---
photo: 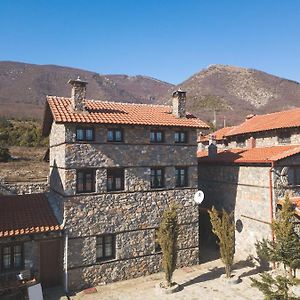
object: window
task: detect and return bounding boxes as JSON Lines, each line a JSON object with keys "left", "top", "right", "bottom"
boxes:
{"left": 174, "top": 131, "right": 187, "bottom": 143}
{"left": 154, "top": 229, "right": 161, "bottom": 253}
{"left": 287, "top": 167, "right": 300, "bottom": 185}
{"left": 150, "top": 130, "right": 164, "bottom": 143}
{"left": 278, "top": 133, "right": 291, "bottom": 144}
{"left": 107, "top": 168, "right": 124, "bottom": 191}
{"left": 236, "top": 137, "right": 246, "bottom": 148}
{"left": 96, "top": 234, "right": 115, "bottom": 261}
{"left": 76, "top": 127, "right": 94, "bottom": 141}
{"left": 76, "top": 170, "right": 95, "bottom": 193}
{"left": 175, "top": 167, "right": 188, "bottom": 187}
{"left": 151, "top": 168, "right": 164, "bottom": 188}
{"left": 107, "top": 129, "right": 123, "bottom": 142}
{"left": 1, "top": 244, "right": 23, "bottom": 271}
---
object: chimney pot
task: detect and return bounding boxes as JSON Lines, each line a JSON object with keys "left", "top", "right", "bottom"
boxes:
{"left": 68, "top": 77, "right": 88, "bottom": 111}
{"left": 208, "top": 134, "right": 217, "bottom": 157}
{"left": 172, "top": 89, "right": 186, "bottom": 118}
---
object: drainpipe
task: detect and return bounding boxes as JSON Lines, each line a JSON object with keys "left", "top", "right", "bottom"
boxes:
{"left": 64, "top": 233, "right": 69, "bottom": 295}
{"left": 269, "top": 161, "right": 275, "bottom": 242}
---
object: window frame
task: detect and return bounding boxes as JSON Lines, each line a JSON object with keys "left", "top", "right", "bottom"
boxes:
{"left": 175, "top": 167, "right": 188, "bottom": 187}
{"left": 278, "top": 132, "right": 291, "bottom": 144}
{"left": 107, "top": 168, "right": 125, "bottom": 192}
{"left": 1, "top": 243, "right": 24, "bottom": 272}
{"left": 174, "top": 131, "right": 188, "bottom": 143}
{"left": 287, "top": 167, "right": 300, "bottom": 186}
{"left": 76, "top": 169, "right": 96, "bottom": 194}
{"left": 150, "top": 130, "right": 164, "bottom": 143}
{"left": 76, "top": 127, "right": 95, "bottom": 142}
{"left": 96, "top": 234, "right": 116, "bottom": 262}
{"left": 107, "top": 128, "right": 123, "bottom": 142}
{"left": 150, "top": 167, "right": 165, "bottom": 189}
{"left": 236, "top": 137, "right": 246, "bottom": 148}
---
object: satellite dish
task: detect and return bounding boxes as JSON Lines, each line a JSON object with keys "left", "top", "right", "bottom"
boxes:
{"left": 194, "top": 190, "right": 204, "bottom": 204}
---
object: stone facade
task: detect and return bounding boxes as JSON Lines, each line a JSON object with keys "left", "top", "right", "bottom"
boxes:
{"left": 49, "top": 123, "right": 199, "bottom": 290}
{"left": 0, "top": 181, "right": 48, "bottom": 195}
{"left": 198, "top": 164, "right": 274, "bottom": 259}
{"left": 199, "top": 128, "right": 300, "bottom": 150}
{"left": 0, "top": 232, "right": 60, "bottom": 281}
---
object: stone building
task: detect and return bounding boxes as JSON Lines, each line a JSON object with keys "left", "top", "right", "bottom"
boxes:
{"left": 198, "top": 108, "right": 300, "bottom": 260}
{"left": 0, "top": 193, "right": 61, "bottom": 288}
{"left": 41, "top": 78, "right": 209, "bottom": 290}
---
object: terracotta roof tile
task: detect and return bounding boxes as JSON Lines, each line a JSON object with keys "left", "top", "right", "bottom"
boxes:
{"left": 197, "top": 145, "right": 300, "bottom": 164}
{"left": 0, "top": 193, "right": 61, "bottom": 238}
{"left": 227, "top": 108, "right": 300, "bottom": 136}
{"left": 198, "top": 126, "right": 236, "bottom": 142}
{"left": 46, "top": 96, "right": 209, "bottom": 129}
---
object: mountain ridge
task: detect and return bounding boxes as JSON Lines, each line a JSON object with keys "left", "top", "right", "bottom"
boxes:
{"left": 2, "top": 61, "right": 300, "bottom": 126}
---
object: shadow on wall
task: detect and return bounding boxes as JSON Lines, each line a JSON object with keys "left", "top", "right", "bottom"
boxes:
{"left": 49, "top": 160, "right": 64, "bottom": 195}
{"left": 197, "top": 163, "right": 239, "bottom": 260}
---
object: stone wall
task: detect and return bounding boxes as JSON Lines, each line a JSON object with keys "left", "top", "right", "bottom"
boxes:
{"left": 198, "top": 163, "right": 273, "bottom": 260}
{"left": 216, "top": 128, "right": 300, "bottom": 150}
{"left": 62, "top": 188, "right": 198, "bottom": 290}
{"left": 0, "top": 181, "right": 48, "bottom": 195}
{"left": 49, "top": 122, "right": 199, "bottom": 290}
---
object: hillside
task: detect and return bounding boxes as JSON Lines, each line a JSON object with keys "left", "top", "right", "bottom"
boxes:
{"left": 0, "top": 61, "right": 173, "bottom": 119}
{"left": 163, "top": 64, "right": 300, "bottom": 126}
{"left": 2, "top": 62, "right": 300, "bottom": 126}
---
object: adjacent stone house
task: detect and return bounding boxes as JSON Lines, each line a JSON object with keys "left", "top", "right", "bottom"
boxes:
{"left": 41, "top": 78, "right": 209, "bottom": 290}
{"left": 198, "top": 108, "right": 300, "bottom": 260}
{"left": 0, "top": 193, "right": 61, "bottom": 288}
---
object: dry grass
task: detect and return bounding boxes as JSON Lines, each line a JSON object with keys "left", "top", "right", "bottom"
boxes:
{"left": 0, "top": 147, "right": 48, "bottom": 182}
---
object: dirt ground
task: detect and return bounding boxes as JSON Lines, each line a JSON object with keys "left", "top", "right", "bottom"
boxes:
{"left": 71, "top": 258, "right": 265, "bottom": 300}
{"left": 0, "top": 146, "right": 48, "bottom": 181}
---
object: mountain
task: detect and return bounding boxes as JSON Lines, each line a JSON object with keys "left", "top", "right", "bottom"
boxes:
{"left": 2, "top": 62, "right": 300, "bottom": 126}
{"left": 0, "top": 61, "right": 173, "bottom": 119}
{"left": 163, "top": 64, "right": 300, "bottom": 126}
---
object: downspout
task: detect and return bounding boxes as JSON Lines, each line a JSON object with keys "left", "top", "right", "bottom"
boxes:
{"left": 269, "top": 161, "right": 275, "bottom": 242}
{"left": 64, "top": 233, "right": 69, "bottom": 295}
{"left": 61, "top": 207, "right": 69, "bottom": 295}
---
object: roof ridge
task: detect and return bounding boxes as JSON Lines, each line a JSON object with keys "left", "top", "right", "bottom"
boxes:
{"left": 47, "top": 95, "right": 171, "bottom": 108}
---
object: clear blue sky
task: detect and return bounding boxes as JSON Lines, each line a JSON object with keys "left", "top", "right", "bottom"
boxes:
{"left": 1, "top": 0, "right": 300, "bottom": 84}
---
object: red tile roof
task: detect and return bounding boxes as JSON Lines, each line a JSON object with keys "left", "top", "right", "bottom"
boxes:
{"left": 227, "top": 108, "right": 300, "bottom": 136}
{"left": 0, "top": 193, "right": 61, "bottom": 238}
{"left": 46, "top": 96, "right": 209, "bottom": 129}
{"left": 197, "top": 145, "right": 300, "bottom": 164}
{"left": 198, "top": 126, "right": 236, "bottom": 143}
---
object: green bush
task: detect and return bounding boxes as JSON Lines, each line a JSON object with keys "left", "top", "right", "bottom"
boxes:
{"left": 157, "top": 203, "right": 179, "bottom": 287}
{"left": 0, "top": 118, "right": 48, "bottom": 147}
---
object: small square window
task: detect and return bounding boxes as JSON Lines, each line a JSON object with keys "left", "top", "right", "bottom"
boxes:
{"left": 278, "top": 133, "right": 291, "bottom": 144}
{"left": 1, "top": 244, "right": 23, "bottom": 271}
{"left": 76, "top": 170, "right": 95, "bottom": 193}
{"left": 107, "top": 129, "right": 123, "bottom": 142}
{"left": 76, "top": 127, "right": 95, "bottom": 141}
{"left": 151, "top": 168, "right": 164, "bottom": 188}
{"left": 107, "top": 168, "right": 124, "bottom": 191}
{"left": 287, "top": 167, "right": 300, "bottom": 186}
{"left": 96, "top": 234, "right": 116, "bottom": 261}
{"left": 175, "top": 167, "right": 188, "bottom": 187}
{"left": 175, "top": 131, "right": 187, "bottom": 143}
{"left": 150, "top": 130, "right": 164, "bottom": 143}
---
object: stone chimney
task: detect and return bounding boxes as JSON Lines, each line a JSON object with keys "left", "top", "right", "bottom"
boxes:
{"left": 208, "top": 134, "right": 217, "bottom": 157}
{"left": 247, "top": 136, "right": 256, "bottom": 149}
{"left": 68, "top": 77, "right": 88, "bottom": 111}
{"left": 172, "top": 89, "right": 186, "bottom": 118}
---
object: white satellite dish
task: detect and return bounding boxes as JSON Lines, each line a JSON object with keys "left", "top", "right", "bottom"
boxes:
{"left": 194, "top": 190, "right": 205, "bottom": 204}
